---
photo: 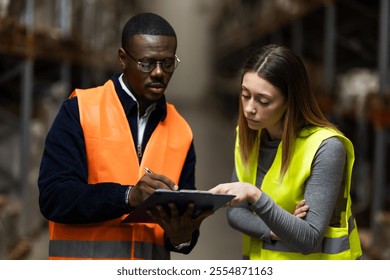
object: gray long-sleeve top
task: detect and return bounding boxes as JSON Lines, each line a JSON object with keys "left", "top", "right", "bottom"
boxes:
{"left": 227, "top": 134, "right": 346, "bottom": 254}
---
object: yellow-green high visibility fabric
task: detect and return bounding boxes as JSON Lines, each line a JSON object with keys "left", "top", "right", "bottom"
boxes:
{"left": 234, "top": 126, "right": 362, "bottom": 260}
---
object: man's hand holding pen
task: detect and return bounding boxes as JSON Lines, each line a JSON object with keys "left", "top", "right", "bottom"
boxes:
{"left": 144, "top": 167, "right": 179, "bottom": 191}
{"left": 127, "top": 167, "right": 178, "bottom": 208}
{"left": 129, "top": 167, "right": 213, "bottom": 247}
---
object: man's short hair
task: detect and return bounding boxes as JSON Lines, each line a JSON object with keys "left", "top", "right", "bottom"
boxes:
{"left": 122, "top": 12, "right": 176, "bottom": 49}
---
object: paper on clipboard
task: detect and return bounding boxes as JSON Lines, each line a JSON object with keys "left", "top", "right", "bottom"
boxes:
{"left": 122, "top": 189, "right": 235, "bottom": 223}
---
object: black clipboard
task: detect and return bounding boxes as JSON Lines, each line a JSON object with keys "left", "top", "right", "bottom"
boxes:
{"left": 122, "top": 189, "right": 235, "bottom": 223}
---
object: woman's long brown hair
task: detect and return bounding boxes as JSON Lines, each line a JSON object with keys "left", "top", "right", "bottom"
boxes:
{"left": 238, "top": 44, "right": 339, "bottom": 176}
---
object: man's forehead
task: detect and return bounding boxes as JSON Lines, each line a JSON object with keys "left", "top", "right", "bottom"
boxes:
{"left": 128, "top": 35, "right": 177, "bottom": 54}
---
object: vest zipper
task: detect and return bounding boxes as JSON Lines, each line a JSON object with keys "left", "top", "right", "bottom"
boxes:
{"left": 137, "top": 144, "right": 142, "bottom": 158}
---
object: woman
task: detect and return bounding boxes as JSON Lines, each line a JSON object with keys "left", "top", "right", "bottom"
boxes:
{"left": 209, "top": 44, "right": 362, "bottom": 260}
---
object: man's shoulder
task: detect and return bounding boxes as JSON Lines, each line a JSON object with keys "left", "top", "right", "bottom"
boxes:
{"left": 165, "top": 103, "right": 193, "bottom": 136}
{"left": 166, "top": 104, "right": 189, "bottom": 123}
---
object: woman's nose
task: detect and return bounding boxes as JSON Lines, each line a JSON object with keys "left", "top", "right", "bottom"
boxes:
{"left": 244, "top": 100, "right": 256, "bottom": 114}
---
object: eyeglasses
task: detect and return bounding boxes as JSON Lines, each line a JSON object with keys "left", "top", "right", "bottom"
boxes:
{"left": 124, "top": 49, "right": 180, "bottom": 73}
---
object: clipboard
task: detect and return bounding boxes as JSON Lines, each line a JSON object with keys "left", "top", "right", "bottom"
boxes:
{"left": 122, "top": 189, "right": 235, "bottom": 223}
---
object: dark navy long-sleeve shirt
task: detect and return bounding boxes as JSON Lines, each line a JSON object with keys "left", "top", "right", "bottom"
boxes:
{"left": 38, "top": 73, "right": 198, "bottom": 252}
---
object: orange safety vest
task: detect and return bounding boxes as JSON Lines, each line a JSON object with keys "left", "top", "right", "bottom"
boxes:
{"left": 48, "top": 79, "right": 193, "bottom": 260}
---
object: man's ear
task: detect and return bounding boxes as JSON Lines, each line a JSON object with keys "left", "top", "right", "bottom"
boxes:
{"left": 118, "top": 48, "right": 127, "bottom": 71}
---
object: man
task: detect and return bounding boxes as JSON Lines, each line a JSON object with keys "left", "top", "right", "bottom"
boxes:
{"left": 38, "top": 12, "right": 212, "bottom": 260}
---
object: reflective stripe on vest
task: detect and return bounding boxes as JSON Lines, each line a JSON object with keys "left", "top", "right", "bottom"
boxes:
{"left": 49, "top": 240, "right": 169, "bottom": 260}
{"left": 235, "top": 126, "right": 362, "bottom": 260}
{"left": 262, "top": 215, "right": 355, "bottom": 254}
{"left": 48, "top": 79, "right": 193, "bottom": 260}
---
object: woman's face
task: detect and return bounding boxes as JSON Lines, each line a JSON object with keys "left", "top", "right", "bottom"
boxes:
{"left": 241, "top": 72, "right": 287, "bottom": 139}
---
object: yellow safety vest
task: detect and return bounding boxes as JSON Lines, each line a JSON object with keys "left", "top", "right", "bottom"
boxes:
{"left": 235, "top": 126, "right": 362, "bottom": 260}
{"left": 48, "top": 79, "right": 193, "bottom": 259}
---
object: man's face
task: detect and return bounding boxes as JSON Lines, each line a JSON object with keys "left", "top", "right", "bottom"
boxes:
{"left": 119, "top": 34, "right": 177, "bottom": 105}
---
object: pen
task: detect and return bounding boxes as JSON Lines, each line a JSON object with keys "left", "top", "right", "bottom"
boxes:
{"left": 144, "top": 167, "right": 154, "bottom": 174}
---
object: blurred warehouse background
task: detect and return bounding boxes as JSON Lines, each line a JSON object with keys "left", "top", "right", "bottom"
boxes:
{"left": 0, "top": 0, "right": 389, "bottom": 260}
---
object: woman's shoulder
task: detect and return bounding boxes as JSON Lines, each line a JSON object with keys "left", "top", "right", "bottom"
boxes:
{"left": 317, "top": 136, "right": 346, "bottom": 158}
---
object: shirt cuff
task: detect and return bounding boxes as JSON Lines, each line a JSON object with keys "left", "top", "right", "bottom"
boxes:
{"left": 172, "top": 239, "right": 192, "bottom": 250}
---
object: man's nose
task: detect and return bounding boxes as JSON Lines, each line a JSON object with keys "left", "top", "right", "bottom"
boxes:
{"left": 150, "top": 62, "right": 164, "bottom": 76}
